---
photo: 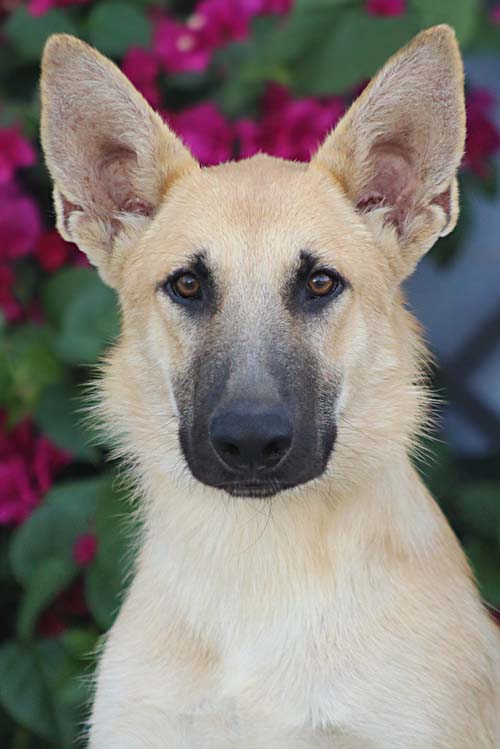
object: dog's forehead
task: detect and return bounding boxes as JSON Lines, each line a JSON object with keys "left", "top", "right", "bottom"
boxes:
{"left": 143, "top": 154, "right": 376, "bottom": 284}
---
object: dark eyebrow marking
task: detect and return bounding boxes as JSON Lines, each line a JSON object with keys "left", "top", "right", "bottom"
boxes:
{"left": 284, "top": 249, "right": 351, "bottom": 313}
{"left": 189, "top": 251, "right": 211, "bottom": 280}
{"left": 156, "top": 251, "right": 219, "bottom": 314}
{"left": 156, "top": 251, "right": 211, "bottom": 291}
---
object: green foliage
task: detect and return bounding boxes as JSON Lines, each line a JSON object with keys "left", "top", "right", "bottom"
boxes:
{"left": 35, "top": 382, "right": 100, "bottom": 463}
{"left": 85, "top": 480, "right": 138, "bottom": 629}
{"left": 42, "top": 267, "right": 120, "bottom": 366}
{"left": 86, "top": 1, "right": 152, "bottom": 57}
{"left": 4, "top": 8, "right": 77, "bottom": 63}
{"left": 0, "top": 325, "right": 65, "bottom": 422}
{"left": 413, "top": 0, "right": 480, "bottom": 44}
{"left": 0, "top": 639, "right": 91, "bottom": 747}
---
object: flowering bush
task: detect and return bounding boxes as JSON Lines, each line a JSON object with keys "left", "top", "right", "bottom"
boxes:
{"left": 1, "top": 0, "right": 500, "bottom": 745}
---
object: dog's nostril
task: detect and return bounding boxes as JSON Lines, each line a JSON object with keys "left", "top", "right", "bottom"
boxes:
{"left": 221, "top": 442, "right": 239, "bottom": 458}
{"left": 263, "top": 438, "right": 288, "bottom": 462}
{"left": 210, "top": 404, "right": 293, "bottom": 474}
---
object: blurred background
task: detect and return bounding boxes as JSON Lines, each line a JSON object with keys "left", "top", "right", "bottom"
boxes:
{"left": 0, "top": 0, "right": 499, "bottom": 745}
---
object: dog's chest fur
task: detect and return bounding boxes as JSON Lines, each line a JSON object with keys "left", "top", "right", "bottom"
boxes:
{"left": 91, "top": 468, "right": 499, "bottom": 748}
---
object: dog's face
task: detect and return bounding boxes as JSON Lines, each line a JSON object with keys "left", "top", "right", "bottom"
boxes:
{"left": 40, "top": 28, "right": 465, "bottom": 498}
{"left": 123, "top": 159, "right": 376, "bottom": 497}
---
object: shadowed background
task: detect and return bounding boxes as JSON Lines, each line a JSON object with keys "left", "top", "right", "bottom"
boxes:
{"left": 0, "top": 0, "right": 499, "bottom": 745}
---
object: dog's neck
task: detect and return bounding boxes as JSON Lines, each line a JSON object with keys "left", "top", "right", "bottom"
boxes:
{"left": 137, "top": 449, "right": 443, "bottom": 594}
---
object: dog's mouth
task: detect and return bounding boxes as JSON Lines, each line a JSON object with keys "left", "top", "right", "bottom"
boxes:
{"left": 214, "top": 480, "right": 296, "bottom": 498}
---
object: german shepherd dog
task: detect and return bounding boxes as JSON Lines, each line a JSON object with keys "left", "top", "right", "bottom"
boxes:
{"left": 40, "top": 26, "right": 499, "bottom": 748}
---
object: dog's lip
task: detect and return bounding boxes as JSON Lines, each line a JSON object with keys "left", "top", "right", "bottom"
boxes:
{"left": 214, "top": 479, "right": 295, "bottom": 498}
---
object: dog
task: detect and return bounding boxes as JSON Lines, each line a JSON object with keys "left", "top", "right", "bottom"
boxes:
{"left": 40, "top": 26, "right": 500, "bottom": 748}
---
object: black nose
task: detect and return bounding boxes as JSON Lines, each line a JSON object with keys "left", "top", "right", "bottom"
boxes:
{"left": 209, "top": 403, "right": 293, "bottom": 473}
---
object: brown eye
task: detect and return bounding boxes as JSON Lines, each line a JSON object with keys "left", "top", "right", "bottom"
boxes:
{"left": 307, "top": 271, "right": 339, "bottom": 298}
{"left": 172, "top": 273, "right": 201, "bottom": 299}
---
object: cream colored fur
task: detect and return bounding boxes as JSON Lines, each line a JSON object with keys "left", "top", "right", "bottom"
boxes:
{"left": 40, "top": 27, "right": 500, "bottom": 748}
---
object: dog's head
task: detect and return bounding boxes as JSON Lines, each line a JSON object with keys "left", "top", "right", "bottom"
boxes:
{"left": 40, "top": 28, "right": 465, "bottom": 498}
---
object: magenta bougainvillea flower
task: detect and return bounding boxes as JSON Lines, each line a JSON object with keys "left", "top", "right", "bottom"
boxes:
{"left": 153, "top": 0, "right": 291, "bottom": 74}
{"left": 366, "top": 0, "right": 406, "bottom": 16}
{"left": 37, "top": 578, "right": 89, "bottom": 637}
{"left": 73, "top": 533, "right": 98, "bottom": 566}
{"left": 0, "top": 414, "right": 70, "bottom": 525}
{"left": 193, "top": 0, "right": 268, "bottom": 47}
{"left": 35, "top": 229, "right": 75, "bottom": 272}
{"left": 27, "top": 0, "right": 89, "bottom": 17}
{"left": 0, "top": 127, "right": 36, "bottom": 185}
{"left": 165, "top": 101, "right": 235, "bottom": 165}
{"left": 0, "top": 185, "right": 41, "bottom": 261}
{"left": 237, "top": 84, "right": 345, "bottom": 161}
{"left": 154, "top": 16, "right": 213, "bottom": 74}
{"left": 122, "top": 47, "right": 161, "bottom": 107}
{"left": 465, "top": 89, "right": 500, "bottom": 177}
{"left": 490, "top": 5, "right": 500, "bottom": 24}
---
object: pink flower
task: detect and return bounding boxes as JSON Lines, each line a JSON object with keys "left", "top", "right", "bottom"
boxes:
{"left": 153, "top": 0, "right": 291, "bottom": 75}
{"left": 193, "top": 0, "right": 256, "bottom": 47}
{"left": 154, "top": 16, "right": 213, "bottom": 74}
{"left": 0, "top": 127, "right": 36, "bottom": 185}
{"left": 36, "top": 229, "right": 75, "bottom": 272}
{"left": 188, "top": 0, "right": 291, "bottom": 50}
{"left": 0, "top": 265, "right": 22, "bottom": 323}
{"left": 366, "top": 0, "right": 406, "bottom": 16}
{"left": 0, "top": 184, "right": 41, "bottom": 261}
{"left": 165, "top": 102, "right": 234, "bottom": 165}
{"left": 122, "top": 48, "right": 161, "bottom": 108}
{"left": 0, "top": 455, "right": 39, "bottom": 525}
{"left": 237, "top": 84, "right": 346, "bottom": 161}
{"left": 33, "top": 437, "right": 70, "bottom": 494}
{"left": 37, "top": 578, "right": 89, "bottom": 637}
{"left": 490, "top": 5, "right": 500, "bottom": 24}
{"left": 464, "top": 89, "right": 500, "bottom": 177}
{"left": 27, "top": 0, "right": 88, "bottom": 17}
{"left": 73, "top": 533, "right": 98, "bottom": 566}
{"left": 37, "top": 610, "right": 66, "bottom": 637}
{"left": 0, "top": 414, "right": 71, "bottom": 526}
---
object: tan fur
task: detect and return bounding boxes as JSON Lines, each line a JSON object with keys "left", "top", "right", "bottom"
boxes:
{"left": 40, "top": 27, "right": 499, "bottom": 748}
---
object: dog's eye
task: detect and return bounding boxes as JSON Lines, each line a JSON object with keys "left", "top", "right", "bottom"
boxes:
{"left": 306, "top": 271, "right": 341, "bottom": 298}
{"left": 170, "top": 273, "right": 201, "bottom": 300}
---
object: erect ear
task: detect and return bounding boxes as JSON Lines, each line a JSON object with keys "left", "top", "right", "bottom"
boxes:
{"left": 311, "top": 25, "right": 465, "bottom": 279}
{"left": 40, "top": 34, "right": 198, "bottom": 286}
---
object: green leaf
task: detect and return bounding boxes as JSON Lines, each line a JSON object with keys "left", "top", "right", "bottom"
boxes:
{"left": 17, "top": 559, "right": 76, "bottom": 639}
{"left": 85, "top": 480, "right": 137, "bottom": 630}
{"left": 454, "top": 483, "right": 500, "bottom": 543}
{"left": 465, "top": 539, "right": 500, "bottom": 608}
{"left": 35, "top": 382, "right": 100, "bottom": 463}
{"left": 86, "top": 1, "right": 152, "bottom": 57}
{"left": 0, "top": 642, "right": 54, "bottom": 742}
{"left": 53, "top": 274, "right": 120, "bottom": 366}
{"left": 468, "top": 8, "right": 500, "bottom": 52}
{"left": 4, "top": 8, "right": 77, "bottom": 63}
{"left": 0, "top": 325, "right": 64, "bottom": 418}
{"left": 412, "top": 0, "right": 479, "bottom": 46}
{"left": 0, "top": 639, "right": 85, "bottom": 746}
{"left": 42, "top": 267, "right": 97, "bottom": 329}
{"left": 293, "top": 10, "right": 420, "bottom": 95}
{"left": 216, "top": 10, "right": 340, "bottom": 115}
{"left": 9, "top": 477, "right": 108, "bottom": 586}
{"left": 61, "top": 627, "right": 99, "bottom": 660}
